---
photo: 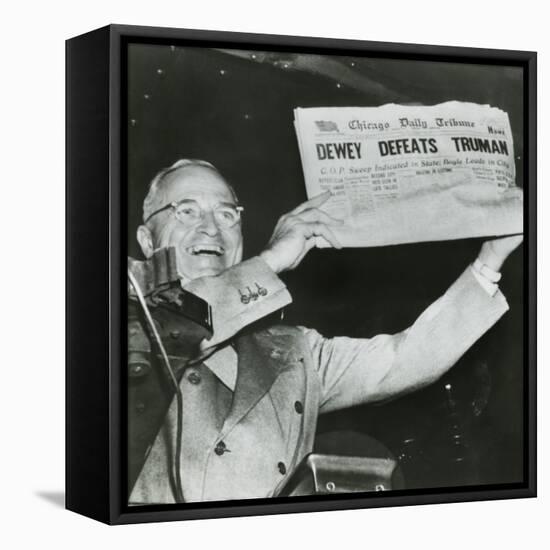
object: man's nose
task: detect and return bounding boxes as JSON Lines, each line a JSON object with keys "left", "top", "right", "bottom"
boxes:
{"left": 196, "top": 210, "right": 221, "bottom": 236}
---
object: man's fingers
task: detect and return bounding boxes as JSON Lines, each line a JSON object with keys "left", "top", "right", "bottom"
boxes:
{"left": 301, "top": 222, "right": 343, "bottom": 249}
{"left": 291, "top": 191, "right": 332, "bottom": 215}
{"left": 296, "top": 207, "right": 344, "bottom": 226}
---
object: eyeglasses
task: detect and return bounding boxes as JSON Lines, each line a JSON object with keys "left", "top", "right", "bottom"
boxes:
{"left": 145, "top": 198, "right": 244, "bottom": 228}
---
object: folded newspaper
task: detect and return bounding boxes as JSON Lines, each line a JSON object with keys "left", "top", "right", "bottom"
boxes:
{"left": 294, "top": 102, "right": 523, "bottom": 247}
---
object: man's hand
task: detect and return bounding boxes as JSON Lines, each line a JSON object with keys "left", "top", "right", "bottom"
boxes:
{"left": 260, "top": 191, "right": 344, "bottom": 274}
{"left": 478, "top": 234, "right": 523, "bottom": 272}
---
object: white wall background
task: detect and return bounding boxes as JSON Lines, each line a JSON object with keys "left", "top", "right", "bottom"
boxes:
{"left": 1, "top": 0, "right": 546, "bottom": 547}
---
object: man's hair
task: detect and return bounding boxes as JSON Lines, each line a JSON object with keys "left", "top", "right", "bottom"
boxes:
{"left": 142, "top": 159, "right": 238, "bottom": 224}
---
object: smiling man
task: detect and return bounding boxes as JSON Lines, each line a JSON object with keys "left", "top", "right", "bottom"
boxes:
{"left": 137, "top": 159, "right": 244, "bottom": 280}
{"left": 130, "top": 158, "right": 521, "bottom": 504}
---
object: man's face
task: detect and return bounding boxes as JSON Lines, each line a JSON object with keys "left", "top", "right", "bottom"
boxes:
{"left": 145, "top": 166, "right": 243, "bottom": 281}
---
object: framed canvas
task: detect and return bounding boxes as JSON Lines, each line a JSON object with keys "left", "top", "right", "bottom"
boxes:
{"left": 66, "top": 24, "right": 536, "bottom": 525}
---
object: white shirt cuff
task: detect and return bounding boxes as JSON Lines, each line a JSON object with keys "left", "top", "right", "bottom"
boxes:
{"left": 470, "top": 261, "right": 500, "bottom": 297}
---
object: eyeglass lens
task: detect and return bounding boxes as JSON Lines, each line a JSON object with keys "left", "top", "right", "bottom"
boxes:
{"left": 174, "top": 201, "right": 241, "bottom": 227}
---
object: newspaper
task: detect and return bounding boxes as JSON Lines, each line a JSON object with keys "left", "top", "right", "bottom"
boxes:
{"left": 294, "top": 102, "right": 523, "bottom": 247}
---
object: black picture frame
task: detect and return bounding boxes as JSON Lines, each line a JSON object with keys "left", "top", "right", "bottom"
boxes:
{"left": 66, "top": 24, "right": 536, "bottom": 525}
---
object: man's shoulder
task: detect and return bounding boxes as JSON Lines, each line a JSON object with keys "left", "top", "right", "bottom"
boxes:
{"left": 244, "top": 323, "right": 310, "bottom": 353}
{"left": 249, "top": 323, "right": 306, "bottom": 341}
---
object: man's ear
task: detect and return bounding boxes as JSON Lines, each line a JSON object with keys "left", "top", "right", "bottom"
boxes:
{"left": 137, "top": 225, "right": 154, "bottom": 258}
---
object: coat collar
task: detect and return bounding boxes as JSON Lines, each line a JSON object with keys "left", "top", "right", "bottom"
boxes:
{"left": 221, "top": 328, "right": 302, "bottom": 435}
{"left": 203, "top": 345, "right": 238, "bottom": 391}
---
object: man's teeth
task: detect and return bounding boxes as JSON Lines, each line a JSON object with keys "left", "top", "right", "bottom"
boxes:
{"left": 188, "top": 245, "right": 224, "bottom": 256}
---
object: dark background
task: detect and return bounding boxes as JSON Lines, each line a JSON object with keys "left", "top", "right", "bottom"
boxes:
{"left": 127, "top": 43, "right": 524, "bottom": 489}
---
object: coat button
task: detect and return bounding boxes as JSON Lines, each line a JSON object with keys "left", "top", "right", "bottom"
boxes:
{"left": 278, "top": 461, "right": 286, "bottom": 475}
{"left": 214, "top": 441, "right": 227, "bottom": 456}
{"left": 294, "top": 400, "right": 303, "bottom": 414}
{"left": 187, "top": 371, "right": 201, "bottom": 385}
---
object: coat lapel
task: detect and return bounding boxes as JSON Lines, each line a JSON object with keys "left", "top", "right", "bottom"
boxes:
{"left": 221, "top": 329, "right": 300, "bottom": 435}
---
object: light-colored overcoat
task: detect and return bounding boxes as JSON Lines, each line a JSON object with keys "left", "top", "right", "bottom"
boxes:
{"left": 130, "top": 258, "right": 508, "bottom": 503}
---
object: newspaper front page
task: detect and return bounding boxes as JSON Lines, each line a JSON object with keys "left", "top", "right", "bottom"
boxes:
{"left": 294, "top": 102, "right": 523, "bottom": 247}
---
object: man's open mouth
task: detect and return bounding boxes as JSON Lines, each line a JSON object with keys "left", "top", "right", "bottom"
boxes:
{"left": 186, "top": 244, "right": 225, "bottom": 256}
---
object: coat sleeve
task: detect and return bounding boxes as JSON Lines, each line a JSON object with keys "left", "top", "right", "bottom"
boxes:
{"left": 182, "top": 256, "right": 292, "bottom": 350}
{"left": 302, "top": 266, "right": 509, "bottom": 413}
